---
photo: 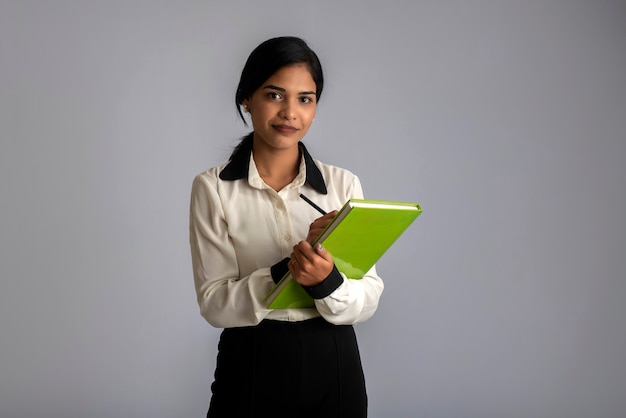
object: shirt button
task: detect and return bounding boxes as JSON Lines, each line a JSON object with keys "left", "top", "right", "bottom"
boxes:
{"left": 284, "top": 234, "right": 291, "bottom": 241}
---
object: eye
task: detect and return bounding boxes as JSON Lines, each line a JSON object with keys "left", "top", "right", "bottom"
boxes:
{"left": 299, "top": 96, "right": 315, "bottom": 104}
{"left": 267, "top": 92, "right": 282, "bottom": 100}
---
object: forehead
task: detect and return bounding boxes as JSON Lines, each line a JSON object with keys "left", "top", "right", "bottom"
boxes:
{"left": 263, "top": 64, "right": 316, "bottom": 91}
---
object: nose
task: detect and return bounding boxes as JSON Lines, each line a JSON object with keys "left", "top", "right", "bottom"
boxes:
{"left": 279, "top": 100, "right": 296, "bottom": 120}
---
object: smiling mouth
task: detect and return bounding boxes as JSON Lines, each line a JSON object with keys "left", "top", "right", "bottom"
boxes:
{"left": 273, "top": 125, "right": 299, "bottom": 135}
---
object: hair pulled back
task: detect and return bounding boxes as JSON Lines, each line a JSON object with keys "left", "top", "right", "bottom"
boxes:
{"left": 228, "top": 37, "right": 324, "bottom": 160}
{"left": 235, "top": 36, "right": 324, "bottom": 124}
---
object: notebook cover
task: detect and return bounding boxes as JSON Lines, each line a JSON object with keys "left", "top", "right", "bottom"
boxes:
{"left": 265, "top": 199, "right": 422, "bottom": 309}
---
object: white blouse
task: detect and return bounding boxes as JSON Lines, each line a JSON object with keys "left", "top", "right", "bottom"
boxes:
{"left": 189, "top": 142, "right": 384, "bottom": 328}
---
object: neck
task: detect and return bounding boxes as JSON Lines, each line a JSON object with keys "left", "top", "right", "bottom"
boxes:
{"left": 252, "top": 140, "right": 300, "bottom": 191}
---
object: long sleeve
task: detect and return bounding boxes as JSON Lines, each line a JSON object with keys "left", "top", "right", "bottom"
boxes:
{"left": 189, "top": 173, "right": 275, "bottom": 328}
{"left": 314, "top": 267, "right": 384, "bottom": 325}
{"left": 190, "top": 150, "right": 385, "bottom": 328}
{"left": 311, "top": 176, "right": 385, "bottom": 325}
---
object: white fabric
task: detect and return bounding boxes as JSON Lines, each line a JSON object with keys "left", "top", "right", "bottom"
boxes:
{"left": 189, "top": 152, "right": 384, "bottom": 328}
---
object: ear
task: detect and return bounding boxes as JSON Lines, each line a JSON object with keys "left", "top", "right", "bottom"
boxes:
{"left": 242, "top": 99, "right": 251, "bottom": 113}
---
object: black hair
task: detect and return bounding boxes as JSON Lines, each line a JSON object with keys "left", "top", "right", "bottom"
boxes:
{"left": 235, "top": 36, "right": 324, "bottom": 124}
{"left": 228, "top": 37, "right": 324, "bottom": 160}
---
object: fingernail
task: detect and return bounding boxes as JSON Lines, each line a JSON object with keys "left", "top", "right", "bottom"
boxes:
{"left": 317, "top": 244, "right": 323, "bottom": 251}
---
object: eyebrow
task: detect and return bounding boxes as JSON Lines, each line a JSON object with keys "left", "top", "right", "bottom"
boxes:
{"left": 263, "top": 84, "right": 316, "bottom": 96}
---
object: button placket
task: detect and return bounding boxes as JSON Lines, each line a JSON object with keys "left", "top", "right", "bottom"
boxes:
{"left": 272, "top": 194, "right": 293, "bottom": 256}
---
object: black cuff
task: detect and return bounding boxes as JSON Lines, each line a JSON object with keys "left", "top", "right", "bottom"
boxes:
{"left": 270, "top": 257, "right": 291, "bottom": 284}
{"left": 302, "top": 265, "right": 343, "bottom": 299}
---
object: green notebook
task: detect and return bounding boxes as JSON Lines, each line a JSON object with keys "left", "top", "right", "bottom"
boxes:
{"left": 264, "top": 198, "right": 422, "bottom": 309}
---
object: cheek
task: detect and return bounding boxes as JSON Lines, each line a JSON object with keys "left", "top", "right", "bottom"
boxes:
{"left": 303, "top": 108, "right": 316, "bottom": 125}
{"left": 250, "top": 108, "right": 272, "bottom": 126}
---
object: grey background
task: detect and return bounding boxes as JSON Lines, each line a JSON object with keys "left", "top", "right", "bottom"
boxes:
{"left": 1, "top": 1, "right": 625, "bottom": 417}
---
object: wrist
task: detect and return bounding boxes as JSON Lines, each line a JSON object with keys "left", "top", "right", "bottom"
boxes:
{"left": 301, "top": 265, "right": 343, "bottom": 299}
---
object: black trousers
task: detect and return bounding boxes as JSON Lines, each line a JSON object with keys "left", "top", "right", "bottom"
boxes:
{"left": 207, "top": 317, "right": 367, "bottom": 418}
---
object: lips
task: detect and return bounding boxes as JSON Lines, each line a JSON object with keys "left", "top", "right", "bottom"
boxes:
{"left": 272, "top": 124, "right": 299, "bottom": 135}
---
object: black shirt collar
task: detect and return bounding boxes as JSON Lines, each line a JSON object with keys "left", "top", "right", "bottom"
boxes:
{"left": 219, "top": 140, "right": 327, "bottom": 194}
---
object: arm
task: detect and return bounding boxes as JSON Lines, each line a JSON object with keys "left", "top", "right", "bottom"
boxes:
{"left": 312, "top": 265, "right": 384, "bottom": 325}
{"left": 291, "top": 176, "right": 385, "bottom": 325}
{"left": 189, "top": 174, "right": 282, "bottom": 328}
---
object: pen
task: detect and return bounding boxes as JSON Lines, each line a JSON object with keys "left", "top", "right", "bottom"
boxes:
{"left": 299, "top": 193, "right": 327, "bottom": 215}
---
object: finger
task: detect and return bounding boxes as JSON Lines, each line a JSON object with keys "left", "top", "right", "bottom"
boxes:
{"left": 294, "top": 241, "right": 317, "bottom": 263}
{"left": 314, "top": 243, "right": 333, "bottom": 262}
{"left": 290, "top": 246, "right": 307, "bottom": 267}
{"left": 314, "top": 210, "right": 338, "bottom": 222}
{"left": 288, "top": 257, "right": 299, "bottom": 275}
{"left": 295, "top": 242, "right": 333, "bottom": 272}
{"left": 310, "top": 210, "right": 338, "bottom": 228}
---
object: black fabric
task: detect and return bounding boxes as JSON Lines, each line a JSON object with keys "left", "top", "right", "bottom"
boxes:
{"left": 270, "top": 257, "right": 291, "bottom": 284}
{"left": 301, "top": 143, "right": 327, "bottom": 194}
{"left": 218, "top": 136, "right": 253, "bottom": 181}
{"left": 302, "top": 265, "right": 344, "bottom": 299}
{"left": 272, "top": 259, "right": 343, "bottom": 295}
{"left": 207, "top": 318, "right": 367, "bottom": 418}
{"left": 219, "top": 141, "right": 327, "bottom": 194}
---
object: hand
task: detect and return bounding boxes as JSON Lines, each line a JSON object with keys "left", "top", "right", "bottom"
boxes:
{"left": 288, "top": 241, "right": 334, "bottom": 287}
{"left": 306, "top": 210, "right": 338, "bottom": 244}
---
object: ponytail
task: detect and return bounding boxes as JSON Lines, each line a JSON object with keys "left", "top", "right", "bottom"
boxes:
{"left": 229, "top": 132, "right": 254, "bottom": 161}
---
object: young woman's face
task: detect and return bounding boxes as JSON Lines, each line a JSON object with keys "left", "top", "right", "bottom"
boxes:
{"left": 243, "top": 63, "right": 317, "bottom": 152}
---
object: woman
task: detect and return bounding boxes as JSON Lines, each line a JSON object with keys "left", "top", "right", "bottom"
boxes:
{"left": 189, "top": 36, "right": 384, "bottom": 417}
